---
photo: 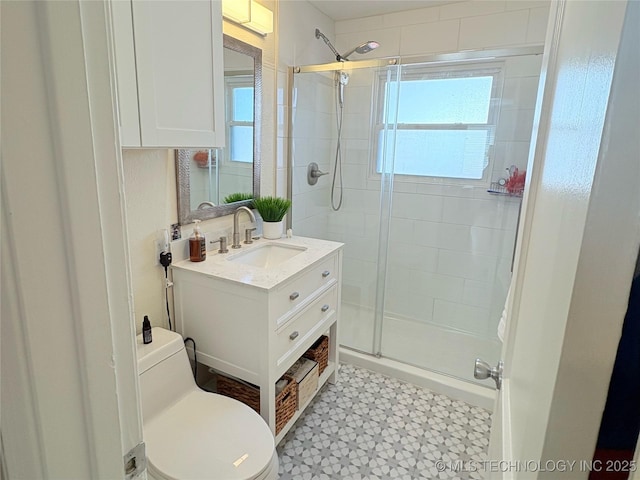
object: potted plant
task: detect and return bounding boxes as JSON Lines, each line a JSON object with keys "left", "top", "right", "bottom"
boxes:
{"left": 252, "top": 196, "right": 292, "bottom": 239}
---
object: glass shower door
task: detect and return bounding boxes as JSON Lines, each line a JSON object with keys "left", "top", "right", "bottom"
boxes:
{"left": 378, "top": 54, "right": 541, "bottom": 384}
{"left": 289, "top": 62, "right": 400, "bottom": 355}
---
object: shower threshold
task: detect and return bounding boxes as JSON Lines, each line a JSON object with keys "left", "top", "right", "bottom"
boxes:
{"left": 339, "top": 346, "right": 496, "bottom": 410}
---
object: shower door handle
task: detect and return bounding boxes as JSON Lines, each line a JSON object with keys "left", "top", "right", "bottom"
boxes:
{"left": 307, "top": 162, "right": 328, "bottom": 185}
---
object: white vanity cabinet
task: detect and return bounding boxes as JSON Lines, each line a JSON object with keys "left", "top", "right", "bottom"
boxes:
{"left": 172, "top": 237, "right": 342, "bottom": 442}
{"left": 110, "top": 0, "right": 225, "bottom": 148}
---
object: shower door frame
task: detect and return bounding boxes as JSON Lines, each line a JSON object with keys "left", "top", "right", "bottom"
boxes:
{"left": 287, "top": 44, "right": 545, "bottom": 363}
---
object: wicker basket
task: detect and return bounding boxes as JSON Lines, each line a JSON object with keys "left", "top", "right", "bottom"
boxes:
{"left": 274, "top": 377, "right": 297, "bottom": 434}
{"left": 303, "top": 335, "right": 329, "bottom": 375}
{"left": 216, "top": 373, "right": 297, "bottom": 435}
{"left": 216, "top": 375, "right": 260, "bottom": 412}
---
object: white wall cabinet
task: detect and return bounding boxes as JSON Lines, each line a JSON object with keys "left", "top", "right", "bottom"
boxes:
{"left": 172, "top": 239, "right": 342, "bottom": 442}
{"left": 111, "top": 0, "right": 225, "bottom": 148}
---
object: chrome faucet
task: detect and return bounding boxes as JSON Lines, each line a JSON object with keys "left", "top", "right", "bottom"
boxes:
{"left": 232, "top": 206, "right": 256, "bottom": 249}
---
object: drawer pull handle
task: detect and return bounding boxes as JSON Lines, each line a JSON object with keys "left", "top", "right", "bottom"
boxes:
{"left": 321, "top": 304, "right": 330, "bottom": 312}
{"left": 289, "top": 292, "right": 299, "bottom": 301}
{"left": 289, "top": 331, "right": 299, "bottom": 340}
{"left": 322, "top": 270, "right": 330, "bottom": 278}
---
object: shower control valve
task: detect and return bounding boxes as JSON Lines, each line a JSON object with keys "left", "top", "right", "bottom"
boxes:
{"left": 307, "top": 162, "right": 329, "bottom": 185}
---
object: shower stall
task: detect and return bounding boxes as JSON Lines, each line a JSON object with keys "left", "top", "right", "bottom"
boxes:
{"left": 287, "top": 46, "right": 543, "bottom": 388}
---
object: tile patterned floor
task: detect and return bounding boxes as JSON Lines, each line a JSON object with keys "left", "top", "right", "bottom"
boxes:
{"left": 277, "top": 363, "right": 491, "bottom": 479}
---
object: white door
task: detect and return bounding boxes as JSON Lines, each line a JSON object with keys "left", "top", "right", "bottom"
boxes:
{"left": 485, "top": 0, "right": 640, "bottom": 478}
{"left": 2, "top": 1, "right": 143, "bottom": 478}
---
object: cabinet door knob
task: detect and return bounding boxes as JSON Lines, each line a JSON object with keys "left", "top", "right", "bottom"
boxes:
{"left": 289, "top": 331, "right": 299, "bottom": 340}
{"left": 289, "top": 292, "right": 300, "bottom": 301}
{"left": 321, "top": 304, "right": 330, "bottom": 312}
{"left": 322, "top": 270, "right": 330, "bottom": 278}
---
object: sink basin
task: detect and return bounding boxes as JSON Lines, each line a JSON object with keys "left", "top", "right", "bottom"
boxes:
{"left": 228, "top": 243, "right": 306, "bottom": 268}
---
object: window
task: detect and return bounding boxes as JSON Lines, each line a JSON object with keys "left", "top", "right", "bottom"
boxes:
{"left": 375, "top": 63, "right": 502, "bottom": 181}
{"left": 225, "top": 75, "right": 254, "bottom": 163}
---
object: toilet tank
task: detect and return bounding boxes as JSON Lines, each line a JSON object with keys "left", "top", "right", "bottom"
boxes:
{"left": 136, "top": 327, "right": 197, "bottom": 423}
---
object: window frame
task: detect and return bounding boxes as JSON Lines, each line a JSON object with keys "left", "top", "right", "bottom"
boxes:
{"left": 371, "top": 61, "right": 504, "bottom": 186}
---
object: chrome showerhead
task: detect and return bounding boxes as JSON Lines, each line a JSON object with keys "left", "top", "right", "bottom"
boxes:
{"left": 357, "top": 41, "right": 380, "bottom": 54}
{"left": 315, "top": 28, "right": 380, "bottom": 62}
{"left": 342, "top": 40, "right": 380, "bottom": 60}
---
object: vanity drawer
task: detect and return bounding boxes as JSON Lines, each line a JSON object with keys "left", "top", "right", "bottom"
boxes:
{"left": 275, "top": 285, "right": 337, "bottom": 363}
{"left": 271, "top": 253, "right": 338, "bottom": 326}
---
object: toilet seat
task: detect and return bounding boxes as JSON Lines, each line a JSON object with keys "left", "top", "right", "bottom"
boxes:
{"left": 144, "top": 390, "right": 276, "bottom": 480}
{"left": 147, "top": 452, "right": 278, "bottom": 480}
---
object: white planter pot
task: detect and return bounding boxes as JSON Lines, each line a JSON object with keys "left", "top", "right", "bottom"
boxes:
{"left": 262, "top": 220, "right": 283, "bottom": 239}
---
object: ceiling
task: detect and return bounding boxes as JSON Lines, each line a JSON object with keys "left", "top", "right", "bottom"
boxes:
{"left": 308, "top": 0, "right": 462, "bottom": 21}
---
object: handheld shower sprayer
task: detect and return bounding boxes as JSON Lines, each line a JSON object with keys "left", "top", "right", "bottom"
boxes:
{"left": 337, "top": 71, "right": 349, "bottom": 107}
{"left": 315, "top": 28, "right": 380, "bottom": 62}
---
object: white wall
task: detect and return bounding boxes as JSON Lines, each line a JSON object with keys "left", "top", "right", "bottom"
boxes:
{"left": 123, "top": 149, "right": 177, "bottom": 331}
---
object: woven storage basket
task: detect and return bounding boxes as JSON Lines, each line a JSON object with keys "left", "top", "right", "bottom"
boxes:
{"left": 303, "top": 335, "right": 329, "bottom": 375}
{"left": 216, "top": 375, "right": 260, "bottom": 413}
{"left": 216, "top": 373, "right": 297, "bottom": 435}
{"left": 274, "top": 376, "right": 297, "bottom": 435}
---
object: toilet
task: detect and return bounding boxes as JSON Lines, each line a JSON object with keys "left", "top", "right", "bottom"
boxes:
{"left": 136, "top": 327, "right": 279, "bottom": 480}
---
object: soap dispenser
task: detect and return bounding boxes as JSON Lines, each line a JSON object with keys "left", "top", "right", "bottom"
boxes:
{"left": 189, "top": 219, "right": 206, "bottom": 262}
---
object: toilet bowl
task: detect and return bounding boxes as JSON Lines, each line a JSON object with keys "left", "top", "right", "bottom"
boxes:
{"left": 136, "top": 327, "right": 278, "bottom": 480}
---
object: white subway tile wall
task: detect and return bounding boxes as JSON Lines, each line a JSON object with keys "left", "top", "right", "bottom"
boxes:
{"left": 440, "top": 0, "right": 507, "bottom": 20}
{"left": 382, "top": 6, "right": 440, "bottom": 29}
{"left": 527, "top": 7, "right": 552, "bottom": 44}
{"left": 335, "top": 0, "right": 550, "bottom": 55}
{"left": 459, "top": 10, "right": 530, "bottom": 50}
{"left": 400, "top": 19, "right": 461, "bottom": 56}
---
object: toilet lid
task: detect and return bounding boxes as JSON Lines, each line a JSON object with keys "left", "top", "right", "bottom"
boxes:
{"left": 145, "top": 391, "right": 275, "bottom": 480}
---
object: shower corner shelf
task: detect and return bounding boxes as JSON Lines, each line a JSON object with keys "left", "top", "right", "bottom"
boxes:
{"left": 487, "top": 182, "right": 523, "bottom": 198}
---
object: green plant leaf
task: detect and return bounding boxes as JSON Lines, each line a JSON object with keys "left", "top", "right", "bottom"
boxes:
{"left": 253, "top": 196, "right": 292, "bottom": 222}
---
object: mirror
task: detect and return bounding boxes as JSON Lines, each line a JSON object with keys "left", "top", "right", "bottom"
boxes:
{"left": 176, "top": 34, "right": 262, "bottom": 225}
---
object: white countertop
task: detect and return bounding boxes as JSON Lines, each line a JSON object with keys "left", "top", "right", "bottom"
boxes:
{"left": 171, "top": 235, "right": 343, "bottom": 290}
